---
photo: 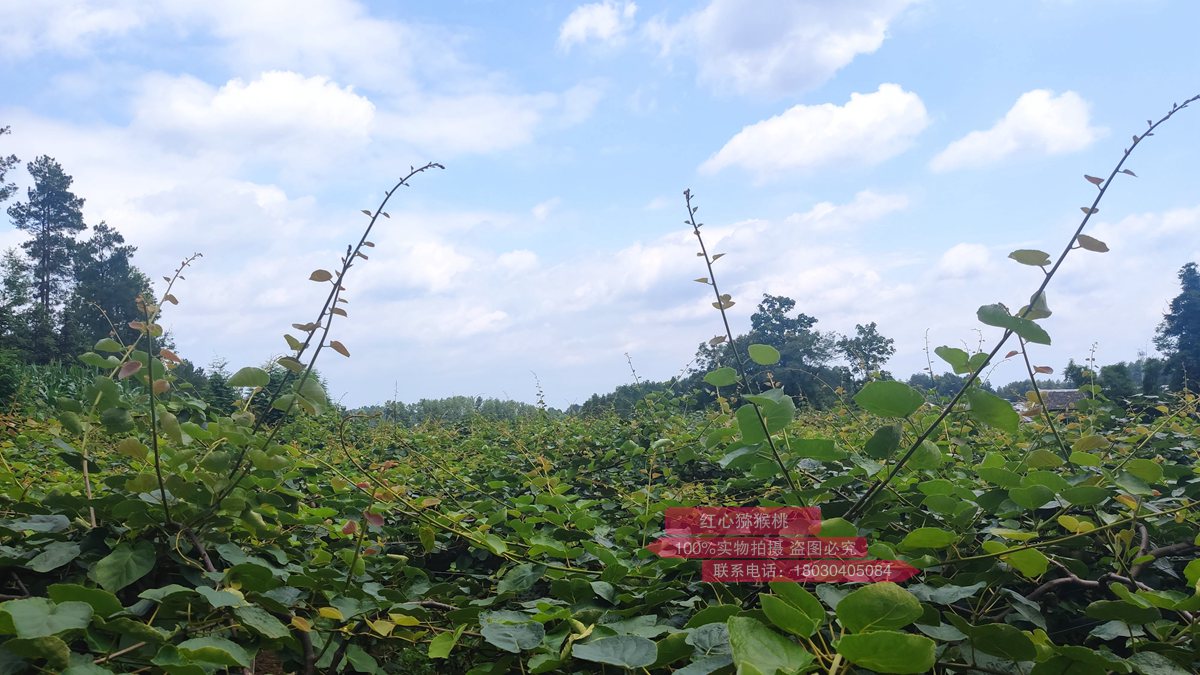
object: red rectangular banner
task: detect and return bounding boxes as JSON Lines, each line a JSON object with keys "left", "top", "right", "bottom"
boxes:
{"left": 702, "top": 559, "right": 920, "bottom": 583}
{"left": 664, "top": 507, "right": 822, "bottom": 536}
{"left": 646, "top": 537, "right": 867, "bottom": 559}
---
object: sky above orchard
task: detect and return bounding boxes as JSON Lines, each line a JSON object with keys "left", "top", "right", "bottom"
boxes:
{"left": 2, "top": 0, "right": 1200, "bottom": 409}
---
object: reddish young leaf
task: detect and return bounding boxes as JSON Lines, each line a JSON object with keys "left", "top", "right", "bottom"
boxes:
{"left": 1084, "top": 175, "right": 1104, "bottom": 185}
{"left": 1080, "top": 207, "right": 1099, "bottom": 214}
{"left": 1005, "top": 351, "right": 1019, "bottom": 359}
{"left": 331, "top": 307, "right": 347, "bottom": 317}
{"left": 1034, "top": 366, "right": 1054, "bottom": 374}
{"left": 153, "top": 379, "right": 171, "bottom": 394}
{"left": 342, "top": 520, "right": 357, "bottom": 535}
{"left": 329, "top": 340, "right": 350, "bottom": 357}
{"left": 1121, "top": 169, "right": 1137, "bottom": 177}
{"left": 364, "top": 511, "right": 384, "bottom": 528}
{"left": 363, "top": 241, "right": 375, "bottom": 247}
{"left": 309, "top": 269, "right": 333, "bottom": 282}
{"left": 360, "top": 209, "right": 372, "bottom": 216}
{"left": 159, "top": 348, "right": 182, "bottom": 364}
{"left": 118, "top": 361, "right": 142, "bottom": 380}
{"left": 163, "top": 293, "right": 179, "bottom": 305}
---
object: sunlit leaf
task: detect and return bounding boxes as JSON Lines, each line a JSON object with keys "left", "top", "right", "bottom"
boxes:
{"left": 1009, "top": 249, "right": 1051, "bottom": 266}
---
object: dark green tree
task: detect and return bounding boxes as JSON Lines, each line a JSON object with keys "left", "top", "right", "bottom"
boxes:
{"left": 1099, "top": 363, "right": 1136, "bottom": 401}
{"left": 0, "top": 126, "right": 18, "bottom": 205}
{"left": 695, "top": 294, "right": 843, "bottom": 407}
{"left": 7, "top": 156, "right": 86, "bottom": 361}
{"left": 0, "top": 249, "right": 31, "bottom": 355}
{"left": 1063, "top": 359, "right": 1091, "bottom": 388}
{"left": 1155, "top": 262, "right": 1200, "bottom": 392}
{"left": 59, "top": 222, "right": 152, "bottom": 355}
{"left": 836, "top": 322, "right": 896, "bottom": 383}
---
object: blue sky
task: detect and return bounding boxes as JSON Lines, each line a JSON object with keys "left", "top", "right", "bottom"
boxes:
{"left": 2, "top": 0, "right": 1199, "bottom": 409}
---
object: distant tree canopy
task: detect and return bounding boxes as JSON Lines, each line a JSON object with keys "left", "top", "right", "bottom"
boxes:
{"left": 0, "top": 135, "right": 152, "bottom": 364}
{"left": 688, "top": 294, "right": 896, "bottom": 409}
{"left": 355, "top": 395, "right": 552, "bottom": 426}
{"left": 1155, "top": 262, "right": 1200, "bottom": 391}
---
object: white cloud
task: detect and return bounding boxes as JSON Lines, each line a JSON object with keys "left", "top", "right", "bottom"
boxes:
{"left": 784, "top": 191, "right": 909, "bottom": 232}
{"left": 0, "top": 1, "right": 144, "bottom": 58}
{"left": 930, "top": 90, "right": 1106, "bottom": 172}
{"left": 559, "top": 1, "right": 638, "bottom": 51}
{"left": 532, "top": 198, "right": 561, "bottom": 221}
{"left": 647, "top": 0, "right": 916, "bottom": 96}
{"left": 936, "top": 243, "right": 991, "bottom": 279}
{"left": 134, "top": 71, "right": 375, "bottom": 153}
{"left": 497, "top": 250, "right": 539, "bottom": 273}
{"left": 701, "top": 84, "right": 929, "bottom": 178}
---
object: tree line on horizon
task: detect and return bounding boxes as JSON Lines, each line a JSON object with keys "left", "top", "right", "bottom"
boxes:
{"left": 3, "top": 123, "right": 1200, "bottom": 422}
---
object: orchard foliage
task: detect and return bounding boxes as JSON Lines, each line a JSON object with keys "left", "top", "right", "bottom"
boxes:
{"left": 0, "top": 100, "right": 1199, "bottom": 675}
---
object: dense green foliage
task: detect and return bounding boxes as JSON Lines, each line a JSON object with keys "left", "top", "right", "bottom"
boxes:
{"left": 2, "top": 100, "right": 1200, "bottom": 674}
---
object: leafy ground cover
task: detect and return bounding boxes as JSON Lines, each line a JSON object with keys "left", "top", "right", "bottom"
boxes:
{"left": 2, "top": 100, "right": 1199, "bottom": 674}
{"left": 0, "top": 372, "right": 1197, "bottom": 673}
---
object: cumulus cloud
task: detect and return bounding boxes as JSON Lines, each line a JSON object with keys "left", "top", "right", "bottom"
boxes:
{"left": 936, "top": 243, "right": 991, "bottom": 279}
{"left": 784, "top": 191, "right": 909, "bottom": 232}
{"left": 930, "top": 90, "right": 1105, "bottom": 172}
{"left": 559, "top": 1, "right": 638, "bottom": 51}
{"left": 531, "top": 198, "right": 560, "bottom": 221}
{"left": 701, "top": 84, "right": 929, "bottom": 178}
{"left": 646, "top": 0, "right": 916, "bottom": 96}
{"left": 134, "top": 71, "right": 375, "bottom": 151}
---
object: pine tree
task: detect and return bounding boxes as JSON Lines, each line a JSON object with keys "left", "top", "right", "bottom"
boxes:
{"left": 59, "top": 222, "right": 152, "bottom": 355}
{"left": 1154, "top": 262, "right": 1200, "bottom": 391}
{"left": 6, "top": 156, "right": 86, "bottom": 361}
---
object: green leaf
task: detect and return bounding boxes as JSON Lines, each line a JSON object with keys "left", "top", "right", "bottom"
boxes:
{"left": 819, "top": 518, "right": 858, "bottom": 538}
{"left": 0, "top": 598, "right": 93, "bottom": 638}
{"left": 99, "top": 407, "right": 133, "bottom": 433}
{"left": 835, "top": 582, "right": 922, "bottom": 633}
{"left": 768, "top": 582, "right": 825, "bottom": 631}
{"left": 792, "top": 438, "right": 845, "bottom": 461}
{"left": 1020, "top": 291, "right": 1053, "bottom": 320}
{"left": 1060, "top": 486, "right": 1110, "bottom": 506}
{"left": 1072, "top": 434, "right": 1110, "bottom": 453}
{"left": 934, "top": 346, "right": 970, "bottom": 373}
{"left": 233, "top": 606, "right": 289, "bottom": 639}
{"left": 761, "top": 595, "right": 819, "bottom": 638}
{"left": 47, "top": 585, "right": 122, "bottom": 618}
{"left": 1008, "top": 485, "right": 1055, "bottom": 510}
{"left": 748, "top": 344, "right": 781, "bottom": 366}
{"left": 854, "top": 381, "right": 924, "bottom": 418}
{"left": 1076, "top": 234, "right": 1109, "bottom": 253}
{"left": 429, "top": 625, "right": 466, "bottom": 659}
{"left": 1003, "top": 548, "right": 1050, "bottom": 578}
{"left": 88, "top": 541, "right": 156, "bottom": 593}
{"left": 177, "top": 636, "right": 252, "bottom": 668}
{"left": 93, "top": 338, "right": 123, "bottom": 352}
{"left": 4, "top": 636, "right": 71, "bottom": 670}
{"left": 864, "top": 425, "right": 901, "bottom": 460}
{"left": 908, "top": 439, "right": 942, "bottom": 470}
{"left": 1127, "top": 651, "right": 1192, "bottom": 675}
{"left": 704, "top": 367, "right": 738, "bottom": 388}
{"left": 967, "top": 623, "right": 1036, "bottom": 661}
{"left": 1009, "top": 249, "right": 1051, "bottom": 266}
{"left": 1085, "top": 600, "right": 1161, "bottom": 624}
{"left": 227, "top": 367, "right": 270, "bottom": 388}
{"left": 1125, "top": 459, "right": 1163, "bottom": 484}
{"left": 479, "top": 611, "right": 544, "bottom": 653}
{"left": 966, "top": 388, "right": 1018, "bottom": 435}
{"left": 977, "top": 303, "right": 1052, "bottom": 345}
{"left": 26, "top": 542, "right": 80, "bottom": 573}
{"left": 572, "top": 636, "right": 657, "bottom": 668}
{"left": 835, "top": 631, "right": 936, "bottom": 674}
{"left": 497, "top": 564, "right": 545, "bottom": 595}
{"left": 727, "top": 617, "right": 814, "bottom": 675}
{"left": 898, "top": 528, "right": 958, "bottom": 551}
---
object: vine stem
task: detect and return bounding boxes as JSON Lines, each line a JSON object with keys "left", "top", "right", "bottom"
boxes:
{"left": 684, "top": 189, "right": 798, "bottom": 493}
{"left": 846, "top": 94, "right": 1200, "bottom": 521}
{"left": 193, "top": 163, "right": 443, "bottom": 529}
